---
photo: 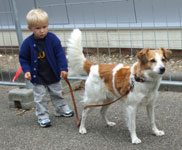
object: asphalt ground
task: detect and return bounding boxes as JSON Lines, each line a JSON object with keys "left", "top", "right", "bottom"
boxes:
{"left": 0, "top": 85, "right": 182, "bottom": 150}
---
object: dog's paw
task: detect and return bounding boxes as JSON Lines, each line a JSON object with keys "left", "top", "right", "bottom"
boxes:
{"left": 107, "top": 121, "right": 116, "bottom": 127}
{"left": 79, "top": 127, "right": 87, "bottom": 134}
{"left": 153, "top": 130, "right": 165, "bottom": 136}
{"left": 132, "top": 137, "right": 142, "bottom": 144}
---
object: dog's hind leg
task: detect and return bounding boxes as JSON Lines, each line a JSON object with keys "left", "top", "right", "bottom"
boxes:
{"left": 79, "top": 107, "right": 90, "bottom": 134}
{"left": 146, "top": 104, "right": 165, "bottom": 136}
{"left": 100, "top": 105, "right": 116, "bottom": 126}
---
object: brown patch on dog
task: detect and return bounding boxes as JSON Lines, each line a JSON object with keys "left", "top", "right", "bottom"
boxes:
{"left": 136, "top": 48, "right": 151, "bottom": 78}
{"left": 99, "top": 64, "right": 117, "bottom": 94}
{"left": 115, "top": 67, "right": 131, "bottom": 97}
{"left": 160, "top": 47, "right": 172, "bottom": 61}
{"left": 137, "top": 48, "right": 150, "bottom": 64}
{"left": 83, "top": 60, "right": 93, "bottom": 74}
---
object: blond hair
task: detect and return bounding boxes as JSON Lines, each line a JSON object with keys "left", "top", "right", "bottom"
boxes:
{"left": 26, "top": 8, "right": 49, "bottom": 27}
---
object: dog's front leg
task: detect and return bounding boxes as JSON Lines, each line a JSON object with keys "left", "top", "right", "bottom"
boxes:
{"left": 127, "top": 105, "right": 141, "bottom": 144}
{"left": 146, "top": 104, "right": 165, "bottom": 136}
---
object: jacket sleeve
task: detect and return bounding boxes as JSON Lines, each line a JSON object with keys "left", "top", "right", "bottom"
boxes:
{"left": 53, "top": 37, "right": 68, "bottom": 72}
{"left": 19, "top": 40, "right": 31, "bottom": 73}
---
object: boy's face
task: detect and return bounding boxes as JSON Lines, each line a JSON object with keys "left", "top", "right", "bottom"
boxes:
{"left": 28, "top": 22, "right": 48, "bottom": 39}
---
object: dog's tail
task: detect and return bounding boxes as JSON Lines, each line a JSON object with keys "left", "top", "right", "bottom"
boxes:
{"left": 67, "top": 29, "right": 93, "bottom": 76}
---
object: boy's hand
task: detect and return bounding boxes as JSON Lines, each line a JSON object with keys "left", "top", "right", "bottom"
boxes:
{"left": 24, "top": 72, "right": 31, "bottom": 80}
{"left": 60, "top": 71, "right": 68, "bottom": 79}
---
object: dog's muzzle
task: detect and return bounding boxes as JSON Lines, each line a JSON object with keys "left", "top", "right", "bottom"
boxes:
{"left": 159, "top": 67, "right": 165, "bottom": 74}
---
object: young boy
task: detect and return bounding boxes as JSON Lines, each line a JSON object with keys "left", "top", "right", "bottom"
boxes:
{"left": 19, "top": 8, "right": 74, "bottom": 127}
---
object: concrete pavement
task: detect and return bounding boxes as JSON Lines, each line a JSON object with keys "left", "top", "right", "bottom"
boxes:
{"left": 0, "top": 85, "right": 182, "bottom": 150}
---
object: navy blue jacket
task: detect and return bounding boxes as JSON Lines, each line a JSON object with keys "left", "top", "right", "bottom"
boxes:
{"left": 19, "top": 32, "right": 68, "bottom": 84}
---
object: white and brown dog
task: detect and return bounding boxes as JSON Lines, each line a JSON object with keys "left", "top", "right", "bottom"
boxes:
{"left": 67, "top": 29, "right": 172, "bottom": 144}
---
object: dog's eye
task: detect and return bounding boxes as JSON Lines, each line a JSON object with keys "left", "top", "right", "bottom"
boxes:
{"left": 150, "top": 59, "right": 156, "bottom": 63}
{"left": 162, "top": 58, "right": 166, "bottom": 62}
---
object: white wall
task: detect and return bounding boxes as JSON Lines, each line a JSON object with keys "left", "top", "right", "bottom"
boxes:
{"left": 0, "top": 29, "right": 181, "bottom": 50}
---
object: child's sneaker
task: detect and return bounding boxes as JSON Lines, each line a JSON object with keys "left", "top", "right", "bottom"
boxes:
{"left": 54, "top": 105, "right": 74, "bottom": 117}
{"left": 54, "top": 109, "right": 74, "bottom": 117}
{"left": 38, "top": 119, "right": 51, "bottom": 127}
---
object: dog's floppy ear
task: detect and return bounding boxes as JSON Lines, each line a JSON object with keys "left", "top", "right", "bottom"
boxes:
{"left": 160, "top": 47, "right": 172, "bottom": 61}
{"left": 137, "top": 48, "right": 150, "bottom": 63}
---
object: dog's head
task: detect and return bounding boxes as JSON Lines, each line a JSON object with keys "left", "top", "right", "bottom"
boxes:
{"left": 136, "top": 48, "right": 172, "bottom": 77}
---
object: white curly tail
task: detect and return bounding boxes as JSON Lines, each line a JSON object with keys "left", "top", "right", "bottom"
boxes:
{"left": 67, "top": 29, "right": 92, "bottom": 76}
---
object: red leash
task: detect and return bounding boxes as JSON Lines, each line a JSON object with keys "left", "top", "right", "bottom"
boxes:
{"left": 12, "top": 66, "right": 22, "bottom": 82}
{"left": 64, "top": 78, "right": 80, "bottom": 127}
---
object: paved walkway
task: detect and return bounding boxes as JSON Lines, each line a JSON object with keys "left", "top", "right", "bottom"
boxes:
{"left": 0, "top": 85, "right": 182, "bottom": 150}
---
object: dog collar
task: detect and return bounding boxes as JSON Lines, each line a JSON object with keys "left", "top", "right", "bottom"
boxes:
{"left": 134, "top": 74, "right": 145, "bottom": 82}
